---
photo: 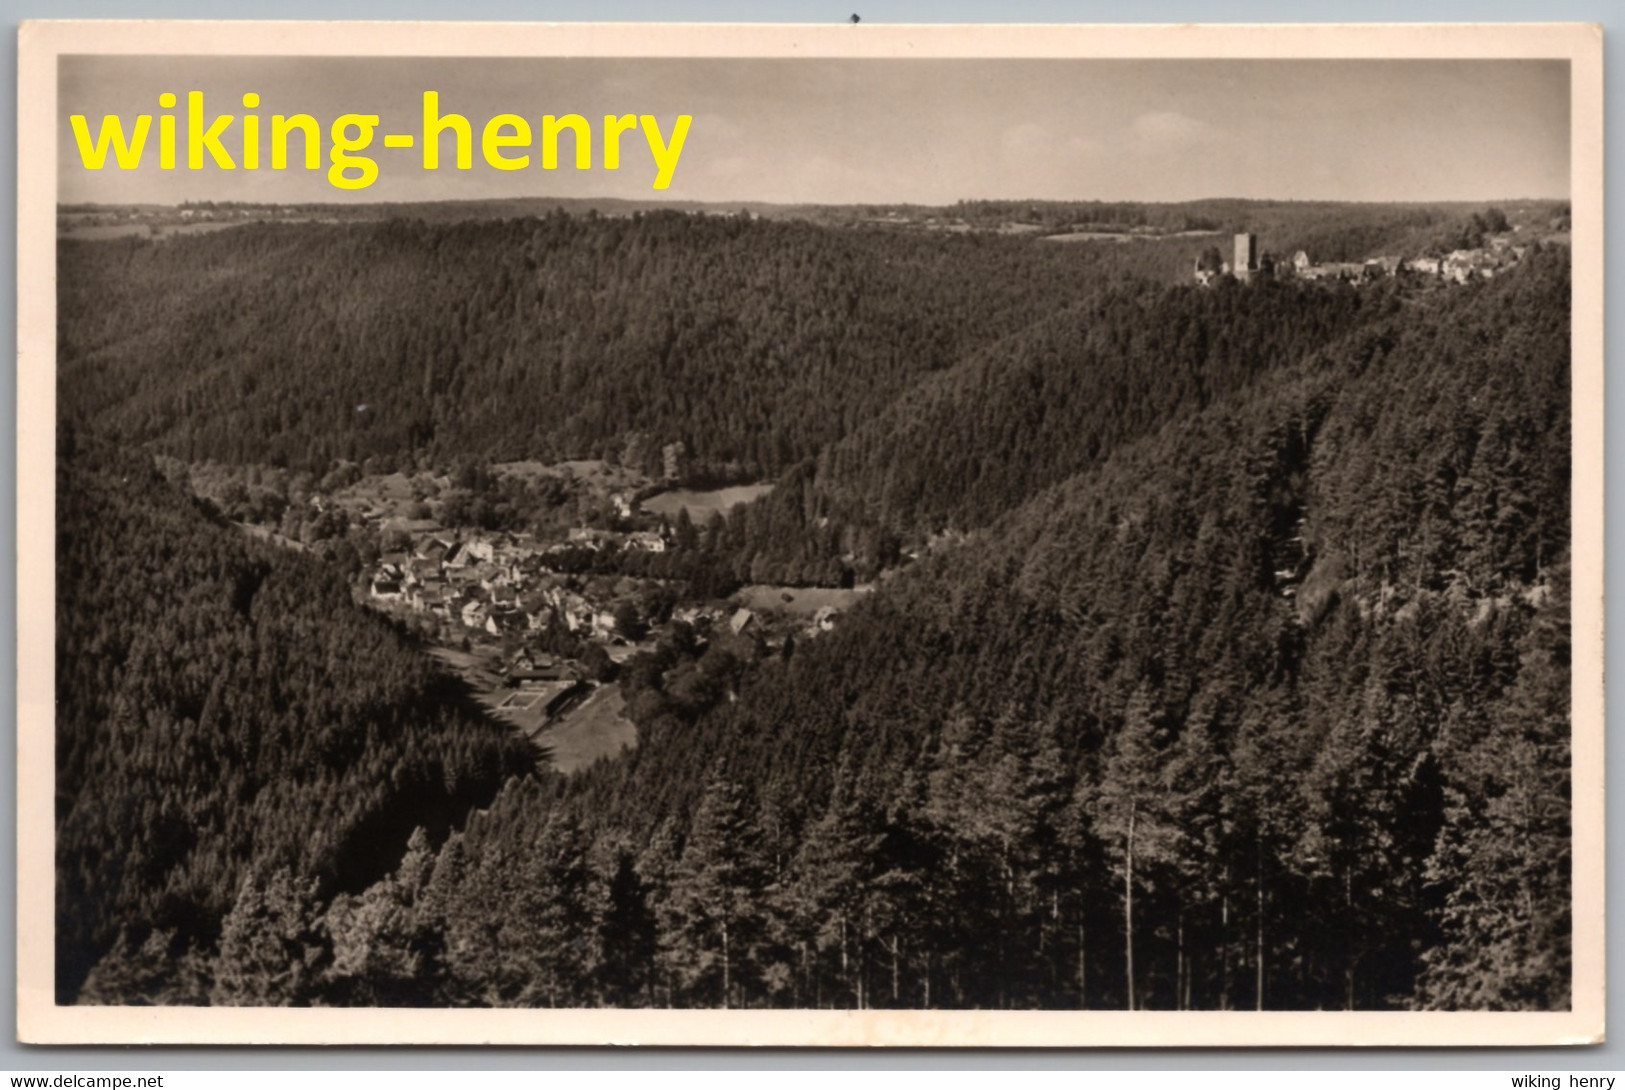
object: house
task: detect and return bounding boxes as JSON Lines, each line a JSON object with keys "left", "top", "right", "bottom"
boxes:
{"left": 506, "top": 650, "right": 568, "bottom": 686}
{"left": 1316, "top": 262, "right": 1364, "bottom": 282}
{"left": 557, "top": 593, "right": 593, "bottom": 633}
{"left": 485, "top": 606, "right": 527, "bottom": 637}
{"left": 406, "top": 558, "right": 441, "bottom": 585}
{"left": 729, "top": 608, "right": 756, "bottom": 636}
{"left": 1312, "top": 261, "right": 1374, "bottom": 282}
{"left": 509, "top": 648, "right": 551, "bottom": 673}
{"left": 369, "top": 577, "right": 403, "bottom": 602}
{"left": 444, "top": 542, "right": 475, "bottom": 570}
{"left": 516, "top": 590, "right": 549, "bottom": 613}
{"left": 568, "top": 528, "right": 624, "bottom": 551}
{"left": 461, "top": 600, "right": 490, "bottom": 630}
{"left": 1442, "top": 250, "right": 1482, "bottom": 284}
{"left": 410, "top": 584, "right": 447, "bottom": 612}
{"left": 627, "top": 531, "right": 667, "bottom": 553}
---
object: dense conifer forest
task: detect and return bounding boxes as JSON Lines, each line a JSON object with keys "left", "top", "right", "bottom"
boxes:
{"left": 60, "top": 213, "right": 1178, "bottom": 476}
{"left": 55, "top": 434, "right": 535, "bottom": 1002}
{"left": 55, "top": 205, "right": 1571, "bottom": 1009}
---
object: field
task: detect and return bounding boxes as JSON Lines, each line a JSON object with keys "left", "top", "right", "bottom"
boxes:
{"left": 59, "top": 222, "right": 251, "bottom": 241}
{"left": 428, "top": 644, "right": 636, "bottom": 773}
{"left": 642, "top": 484, "right": 774, "bottom": 521}
{"left": 534, "top": 686, "right": 637, "bottom": 773}
{"left": 737, "top": 584, "right": 871, "bottom": 616}
{"left": 1043, "top": 229, "right": 1222, "bottom": 244}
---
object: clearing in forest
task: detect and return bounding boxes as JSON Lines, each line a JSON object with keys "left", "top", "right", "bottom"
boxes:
{"left": 642, "top": 484, "right": 774, "bottom": 521}
{"left": 533, "top": 685, "right": 637, "bottom": 774}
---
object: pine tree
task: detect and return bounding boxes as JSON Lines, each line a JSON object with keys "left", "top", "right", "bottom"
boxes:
{"left": 1093, "top": 687, "right": 1182, "bottom": 1010}
{"left": 660, "top": 775, "right": 770, "bottom": 1007}
{"left": 210, "top": 868, "right": 328, "bottom": 1006}
{"left": 1417, "top": 560, "right": 1571, "bottom": 1010}
{"left": 325, "top": 827, "right": 447, "bottom": 1005}
{"left": 77, "top": 928, "right": 212, "bottom": 1006}
{"left": 598, "top": 851, "right": 659, "bottom": 1006}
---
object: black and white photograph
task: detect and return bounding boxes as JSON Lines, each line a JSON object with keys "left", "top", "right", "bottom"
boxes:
{"left": 16, "top": 20, "right": 1605, "bottom": 1046}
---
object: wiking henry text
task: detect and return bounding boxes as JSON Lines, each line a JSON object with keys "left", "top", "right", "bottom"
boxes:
{"left": 69, "top": 91, "right": 693, "bottom": 191}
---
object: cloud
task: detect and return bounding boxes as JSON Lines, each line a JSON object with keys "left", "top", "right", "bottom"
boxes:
{"left": 1131, "top": 110, "right": 1222, "bottom": 151}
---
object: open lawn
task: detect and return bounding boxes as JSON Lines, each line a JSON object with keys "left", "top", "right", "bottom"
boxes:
{"left": 737, "top": 584, "right": 872, "bottom": 616}
{"left": 1043, "top": 229, "right": 1221, "bottom": 244}
{"left": 534, "top": 686, "right": 637, "bottom": 774}
{"left": 60, "top": 222, "right": 251, "bottom": 241}
{"left": 643, "top": 484, "right": 773, "bottom": 521}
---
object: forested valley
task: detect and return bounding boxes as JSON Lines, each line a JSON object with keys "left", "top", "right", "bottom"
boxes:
{"left": 55, "top": 204, "right": 1571, "bottom": 1010}
{"left": 55, "top": 433, "right": 535, "bottom": 1003}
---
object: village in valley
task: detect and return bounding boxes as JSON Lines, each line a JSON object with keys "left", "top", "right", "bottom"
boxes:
{"left": 355, "top": 476, "right": 863, "bottom": 765}
{"left": 178, "top": 448, "right": 866, "bottom": 772}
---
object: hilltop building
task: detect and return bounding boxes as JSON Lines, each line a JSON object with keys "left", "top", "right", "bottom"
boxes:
{"left": 1233, "top": 233, "right": 1260, "bottom": 283}
{"left": 1194, "top": 219, "right": 1533, "bottom": 291}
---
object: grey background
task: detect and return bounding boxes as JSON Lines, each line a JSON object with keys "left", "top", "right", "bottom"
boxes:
{"left": 2, "top": 0, "right": 1618, "bottom": 1071}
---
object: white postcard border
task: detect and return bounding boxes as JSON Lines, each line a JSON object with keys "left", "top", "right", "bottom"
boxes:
{"left": 15, "top": 19, "right": 1605, "bottom": 1047}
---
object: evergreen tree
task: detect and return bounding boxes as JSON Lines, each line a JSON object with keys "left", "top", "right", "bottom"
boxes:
{"left": 210, "top": 869, "right": 328, "bottom": 1006}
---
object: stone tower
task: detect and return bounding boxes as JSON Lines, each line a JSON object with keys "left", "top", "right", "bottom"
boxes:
{"left": 1234, "top": 232, "right": 1259, "bottom": 283}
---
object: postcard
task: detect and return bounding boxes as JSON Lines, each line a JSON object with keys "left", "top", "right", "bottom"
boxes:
{"left": 16, "top": 19, "right": 1604, "bottom": 1046}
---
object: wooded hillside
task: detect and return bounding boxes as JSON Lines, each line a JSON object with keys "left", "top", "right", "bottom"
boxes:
{"left": 54, "top": 208, "right": 1572, "bottom": 1010}
{"left": 60, "top": 213, "right": 1182, "bottom": 478}
{"left": 56, "top": 434, "right": 535, "bottom": 1003}
{"left": 421, "top": 248, "right": 1568, "bottom": 1011}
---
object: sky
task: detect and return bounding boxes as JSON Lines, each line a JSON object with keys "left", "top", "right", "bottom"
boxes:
{"left": 57, "top": 56, "right": 1571, "bottom": 206}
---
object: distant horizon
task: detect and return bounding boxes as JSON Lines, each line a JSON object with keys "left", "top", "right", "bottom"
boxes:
{"left": 59, "top": 57, "right": 1571, "bottom": 206}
